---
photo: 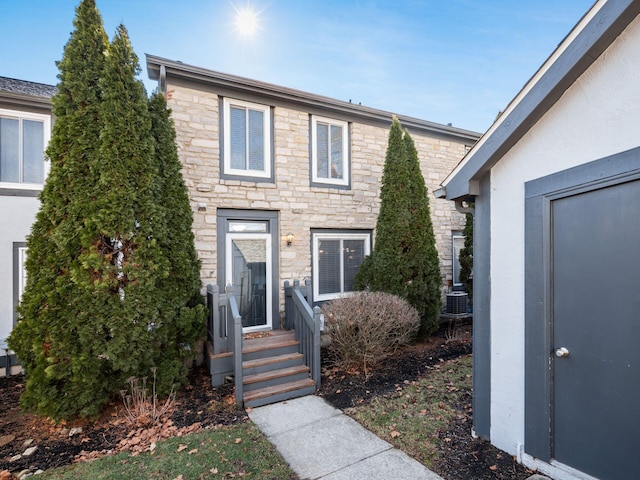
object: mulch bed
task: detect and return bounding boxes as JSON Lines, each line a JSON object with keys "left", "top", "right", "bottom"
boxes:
{"left": 316, "top": 322, "right": 536, "bottom": 480}
{"left": 1, "top": 321, "right": 535, "bottom": 479}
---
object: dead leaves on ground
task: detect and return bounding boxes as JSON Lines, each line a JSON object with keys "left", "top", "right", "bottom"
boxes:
{"left": 74, "top": 419, "right": 202, "bottom": 462}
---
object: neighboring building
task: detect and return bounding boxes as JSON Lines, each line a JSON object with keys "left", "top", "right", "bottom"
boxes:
{"left": 146, "top": 55, "right": 480, "bottom": 333}
{"left": 0, "top": 77, "right": 56, "bottom": 375}
{"left": 438, "top": 1, "right": 640, "bottom": 479}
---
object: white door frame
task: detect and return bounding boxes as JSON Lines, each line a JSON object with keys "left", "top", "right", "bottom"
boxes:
{"left": 225, "top": 232, "right": 273, "bottom": 333}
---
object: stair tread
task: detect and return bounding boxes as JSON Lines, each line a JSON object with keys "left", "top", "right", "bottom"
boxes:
{"left": 242, "top": 331, "right": 298, "bottom": 354}
{"left": 243, "top": 378, "right": 316, "bottom": 402}
{"left": 244, "top": 364, "right": 310, "bottom": 385}
{"left": 243, "top": 352, "right": 304, "bottom": 369}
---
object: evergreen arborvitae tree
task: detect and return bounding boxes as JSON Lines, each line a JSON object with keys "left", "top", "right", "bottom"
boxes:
{"left": 81, "top": 23, "right": 170, "bottom": 391}
{"left": 9, "top": 3, "right": 205, "bottom": 420}
{"left": 354, "top": 116, "right": 441, "bottom": 337}
{"left": 402, "top": 131, "right": 442, "bottom": 335}
{"left": 459, "top": 211, "right": 473, "bottom": 299}
{"left": 8, "top": 0, "right": 111, "bottom": 419}
{"left": 147, "top": 91, "right": 206, "bottom": 390}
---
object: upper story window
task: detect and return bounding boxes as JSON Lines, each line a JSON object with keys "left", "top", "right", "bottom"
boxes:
{"left": 311, "top": 115, "right": 349, "bottom": 187}
{"left": 0, "top": 109, "right": 50, "bottom": 190}
{"left": 222, "top": 98, "right": 272, "bottom": 180}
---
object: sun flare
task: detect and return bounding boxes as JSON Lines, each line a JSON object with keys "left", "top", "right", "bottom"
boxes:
{"left": 234, "top": 6, "right": 259, "bottom": 37}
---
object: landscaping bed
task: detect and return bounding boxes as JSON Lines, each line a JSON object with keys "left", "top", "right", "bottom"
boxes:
{"left": 317, "top": 321, "right": 536, "bottom": 480}
{"left": 1, "top": 321, "right": 535, "bottom": 479}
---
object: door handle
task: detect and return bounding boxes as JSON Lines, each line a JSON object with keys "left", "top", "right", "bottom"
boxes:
{"left": 555, "top": 347, "right": 570, "bottom": 358}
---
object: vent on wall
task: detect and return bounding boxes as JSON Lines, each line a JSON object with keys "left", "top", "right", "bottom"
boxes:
{"left": 446, "top": 291, "right": 468, "bottom": 315}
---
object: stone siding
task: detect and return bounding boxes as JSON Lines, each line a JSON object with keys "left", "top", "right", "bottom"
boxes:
{"left": 166, "top": 84, "right": 468, "bottom": 313}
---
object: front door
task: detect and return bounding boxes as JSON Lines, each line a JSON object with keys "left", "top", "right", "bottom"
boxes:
{"left": 226, "top": 231, "right": 272, "bottom": 332}
{"left": 551, "top": 178, "right": 640, "bottom": 479}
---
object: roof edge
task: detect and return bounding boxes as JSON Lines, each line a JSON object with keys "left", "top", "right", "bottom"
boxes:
{"left": 0, "top": 91, "right": 54, "bottom": 111}
{"left": 145, "top": 54, "right": 481, "bottom": 143}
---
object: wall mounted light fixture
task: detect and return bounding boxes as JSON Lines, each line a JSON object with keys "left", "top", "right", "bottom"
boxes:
{"left": 286, "top": 232, "right": 294, "bottom": 247}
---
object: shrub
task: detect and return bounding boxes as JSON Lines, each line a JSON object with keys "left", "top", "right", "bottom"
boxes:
{"left": 354, "top": 117, "right": 441, "bottom": 337}
{"left": 322, "top": 291, "right": 420, "bottom": 373}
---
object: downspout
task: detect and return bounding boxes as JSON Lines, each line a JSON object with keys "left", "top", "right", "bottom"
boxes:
{"left": 159, "top": 64, "right": 167, "bottom": 94}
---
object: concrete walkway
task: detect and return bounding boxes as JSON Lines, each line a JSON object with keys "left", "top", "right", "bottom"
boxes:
{"left": 248, "top": 395, "right": 443, "bottom": 480}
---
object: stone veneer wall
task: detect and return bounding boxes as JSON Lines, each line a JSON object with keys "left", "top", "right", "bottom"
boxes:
{"left": 166, "top": 84, "right": 468, "bottom": 314}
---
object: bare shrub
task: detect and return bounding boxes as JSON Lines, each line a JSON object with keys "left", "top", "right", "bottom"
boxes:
{"left": 120, "top": 367, "right": 176, "bottom": 426}
{"left": 322, "top": 291, "right": 420, "bottom": 374}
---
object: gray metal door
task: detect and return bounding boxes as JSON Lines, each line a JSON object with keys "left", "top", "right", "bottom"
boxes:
{"left": 552, "top": 179, "right": 640, "bottom": 479}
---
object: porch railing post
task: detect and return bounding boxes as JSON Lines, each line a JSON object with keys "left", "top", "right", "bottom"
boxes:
{"left": 206, "top": 284, "right": 214, "bottom": 343}
{"left": 305, "top": 278, "right": 313, "bottom": 308}
{"left": 284, "top": 280, "right": 292, "bottom": 330}
{"left": 233, "top": 310, "right": 243, "bottom": 406}
{"left": 313, "top": 306, "right": 322, "bottom": 389}
{"left": 212, "top": 284, "right": 223, "bottom": 355}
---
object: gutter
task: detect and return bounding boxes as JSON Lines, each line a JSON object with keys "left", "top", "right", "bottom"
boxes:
{"left": 146, "top": 54, "right": 481, "bottom": 144}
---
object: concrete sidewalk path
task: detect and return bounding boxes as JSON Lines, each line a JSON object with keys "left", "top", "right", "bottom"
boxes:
{"left": 248, "top": 395, "right": 444, "bottom": 480}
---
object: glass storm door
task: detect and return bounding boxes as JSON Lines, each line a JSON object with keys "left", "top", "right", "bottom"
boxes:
{"left": 225, "top": 232, "right": 272, "bottom": 332}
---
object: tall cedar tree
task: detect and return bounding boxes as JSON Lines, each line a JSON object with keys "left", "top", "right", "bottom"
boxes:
{"left": 9, "top": 4, "right": 205, "bottom": 419}
{"left": 354, "top": 116, "right": 441, "bottom": 337}
{"left": 9, "top": 0, "right": 111, "bottom": 419}
{"left": 459, "top": 212, "right": 473, "bottom": 299}
{"left": 148, "top": 91, "right": 206, "bottom": 390}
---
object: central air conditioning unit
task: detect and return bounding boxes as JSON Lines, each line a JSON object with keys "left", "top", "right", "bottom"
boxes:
{"left": 446, "top": 291, "right": 468, "bottom": 315}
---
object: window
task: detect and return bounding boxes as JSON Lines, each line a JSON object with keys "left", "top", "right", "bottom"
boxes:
{"left": 312, "top": 231, "right": 371, "bottom": 301}
{"left": 0, "top": 109, "right": 50, "bottom": 189}
{"left": 222, "top": 98, "right": 271, "bottom": 179}
{"left": 452, "top": 232, "right": 465, "bottom": 287}
{"left": 13, "top": 243, "right": 27, "bottom": 325}
{"left": 311, "top": 115, "right": 349, "bottom": 187}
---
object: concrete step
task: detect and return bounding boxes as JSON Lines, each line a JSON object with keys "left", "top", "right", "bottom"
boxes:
{"left": 243, "top": 378, "right": 317, "bottom": 408}
{"left": 243, "top": 364, "right": 311, "bottom": 392}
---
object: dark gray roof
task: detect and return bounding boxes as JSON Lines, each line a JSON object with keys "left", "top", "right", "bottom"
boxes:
{"left": 0, "top": 76, "right": 57, "bottom": 98}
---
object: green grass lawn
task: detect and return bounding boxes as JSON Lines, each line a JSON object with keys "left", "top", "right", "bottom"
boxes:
{"left": 39, "top": 421, "right": 297, "bottom": 480}
{"left": 344, "top": 354, "right": 472, "bottom": 468}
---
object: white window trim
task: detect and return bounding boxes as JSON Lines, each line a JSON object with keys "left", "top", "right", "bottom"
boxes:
{"left": 222, "top": 98, "right": 271, "bottom": 179}
{"left": 452, "top": 231, "right": 465, "bottom": 287}
{"left": 311, "top": 115, "right": 349, "bottom": 186}
{"left": 225, "top": 232, "right": 273, "bottom": 333}
{"left": 17, "top": 246, "right": 27, "bottom": 301}
{"left": 0, "top": 108, "right": 51, "bottom": 190}
{"left": 12, "top": 243, "right": 27, "bottom": 327}
{"left": 312, "top": 232, "right": 370, "bottom": 302}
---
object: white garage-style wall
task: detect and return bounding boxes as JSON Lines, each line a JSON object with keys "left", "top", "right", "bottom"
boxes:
{"left": 489, "top": 12, "right": 640, "bottom": 459}
{"left": 440, "top": 1, "right": 640, "bottom": 478}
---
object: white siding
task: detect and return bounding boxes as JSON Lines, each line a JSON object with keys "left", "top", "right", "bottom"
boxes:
{"left": 0, "top": 195, "right": 39, "bottom": 341}
{"left": 488, "top": 13, "right": 640, "bottom": 462}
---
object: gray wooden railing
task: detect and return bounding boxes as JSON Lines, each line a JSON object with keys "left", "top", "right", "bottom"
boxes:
{"left": 207, "top": 281, "right": 322, "bottom": 402}
{"left": 284, "top": 280, "right": 322, "bottom": 389}
{"left": 207, "top": 284, "right": 229, "bottom": 355}
{"left": 206, "top": 284, "right": 243, "bottom": 398}
{"left": 227, "top": 293, "right": 243, "bottom": 405}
